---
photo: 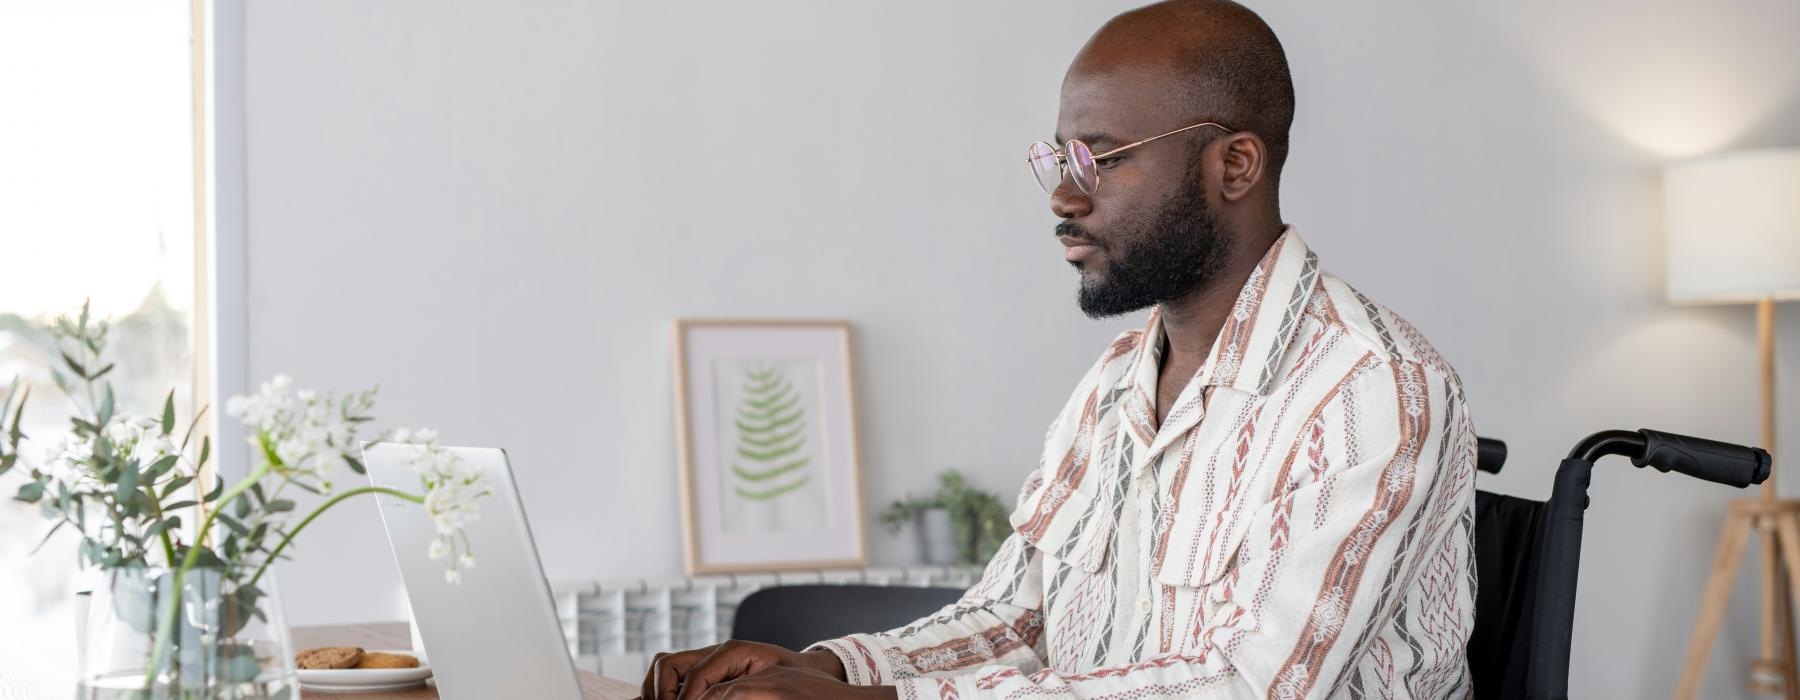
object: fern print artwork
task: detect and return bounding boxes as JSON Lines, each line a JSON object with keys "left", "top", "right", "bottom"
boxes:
{"left": 714, "top": 359, "right": 828, "bottom": 533}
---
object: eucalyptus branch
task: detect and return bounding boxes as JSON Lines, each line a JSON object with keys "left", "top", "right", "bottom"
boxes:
{"left": 146, "top": 461, "right": 271, "bottom": 685}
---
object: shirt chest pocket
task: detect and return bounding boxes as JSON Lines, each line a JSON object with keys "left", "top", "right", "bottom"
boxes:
{"left": 1151, "top": 491, "right": 1278, "bottom": 590}
{"left": 1009, "top": 480, "right": 1115, "bottom": 575}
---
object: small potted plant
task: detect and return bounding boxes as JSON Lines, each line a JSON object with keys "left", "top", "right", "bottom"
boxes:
{"left": 879, "top": 470, "right": 1009, "bottom": 566}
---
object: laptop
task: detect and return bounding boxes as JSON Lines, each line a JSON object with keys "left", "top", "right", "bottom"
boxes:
{"left": 362, "top": 443, "right": 583, "bottom": 700}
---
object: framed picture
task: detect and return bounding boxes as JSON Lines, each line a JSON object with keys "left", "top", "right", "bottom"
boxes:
{"left": 672, "top": 319, "right": 867, "bottom": 574}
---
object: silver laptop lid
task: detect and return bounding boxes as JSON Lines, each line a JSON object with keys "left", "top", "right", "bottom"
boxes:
{"left": 362, "top": 443, "right": 582, "bottom": 700}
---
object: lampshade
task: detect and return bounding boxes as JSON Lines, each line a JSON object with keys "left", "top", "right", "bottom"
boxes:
{"left": 1662, "top": 148, "right": 1800, "bottom": 304}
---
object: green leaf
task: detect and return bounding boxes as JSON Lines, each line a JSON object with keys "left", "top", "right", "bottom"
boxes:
{"left": 116, "top": 459, "right": 138, "bottom": 503}
{"left": 203, "top": 477, "right": 225, "bottom": 503}
{"left": 161, "top": 390, "right": 175, "bottom": 435}
{"left": 160, "top": 475, "right": 194, "bottom": 499}
{"left": 216, "top": 512, "right": 249, "bottom": 537}
{"left": 59, "top": 350, "right": 88, "bottom": 379}
{"left": 197, "top": 436, "right": 211, "bottom": 469}
{"left": 97, "top": 383, "right": 114, "bottom": 426}
{"left": 345, "top": 454, "right": 366, "bottom": 475}
{"left": 15, "top": 481, "right": 44, "bottom": 503}
{"left": 79, "top": 539, "right": 103, "bottom": 566}
{"left": 144, "top": 455, "right": 180, "bottom": 481}
{"left": 233, "top": 493, "right": 250, "bottom": 518}
{"left": 161, "top": 500, "right": 197, "bottom": 512}
{"left": 51, "top": 369, "right": 74, "bottom": 397}
{"left": 90, "top": 363, "right": 115, "bottom": 381}
{"left": 265, "top": 499, "right": 295, "bottom": 514}
{"left": 145, "top": 516, "right": 182, "bottom": 541}
{"left": 734, "top": 475, "right": 811, "bottom": 501}
{"left": 7, "top": 384, "right": 27, "bottom": 444}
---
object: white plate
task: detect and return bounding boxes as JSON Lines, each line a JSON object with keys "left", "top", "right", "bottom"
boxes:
{"left": 297, "top": 650, "right": 432, "bottom": 691}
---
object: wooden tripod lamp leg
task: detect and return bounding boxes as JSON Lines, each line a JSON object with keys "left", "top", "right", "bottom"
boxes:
{"left": 1756, "top": 517, "right": 1786, "bottom": 694}
{"left": 1774, "top": 512, "right": 1800, "bottom": 699}
{"left": 1678, "top": 507, "right": 1755, "bottom": 700}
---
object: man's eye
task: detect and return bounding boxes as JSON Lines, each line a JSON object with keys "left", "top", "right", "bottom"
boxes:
{"left": 1095, "top": 157, "right": 1125, "bottom": 169}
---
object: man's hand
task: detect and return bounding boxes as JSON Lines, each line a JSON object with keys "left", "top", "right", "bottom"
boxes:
{"left": 638, "top": 639, "right": 847, "bottom": 700}
{"left": 684, "top": 666, "right": 897, "bottom": 700}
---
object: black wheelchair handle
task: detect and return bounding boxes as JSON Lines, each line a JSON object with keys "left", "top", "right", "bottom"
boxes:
{"left": 1633, "top": 428, "right": 1771, "bottom": 488}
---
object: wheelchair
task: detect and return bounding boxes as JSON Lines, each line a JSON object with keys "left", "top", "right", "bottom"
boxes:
{"left": 1468, "top": 430, "right": 1771, "bottom": 699}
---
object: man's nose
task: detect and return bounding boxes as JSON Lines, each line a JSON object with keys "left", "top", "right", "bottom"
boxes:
{"left": 1049, "top": 177, "right": 1092, "bottom": 219}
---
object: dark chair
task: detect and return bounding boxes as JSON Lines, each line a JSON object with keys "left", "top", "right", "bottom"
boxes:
{"left": 1468, "top": 432, "right": 1769, "bottom": 699}
{"left": 731, "top": 584, "right": 968, "bottom": 651}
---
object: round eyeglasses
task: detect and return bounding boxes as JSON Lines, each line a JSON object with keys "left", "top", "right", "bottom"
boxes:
{"left": 1027, "top": 121, "right": 1234, "bottom": 196}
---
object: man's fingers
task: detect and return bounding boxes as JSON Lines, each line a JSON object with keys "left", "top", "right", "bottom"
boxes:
{"left": 641, "top": 652, "right": 667, "bottom": 700}
{"left": 648, "top": 648, "right": 705, "bottom": 700}
{"left": 675, "top": 642, "right": 766, "bottom": 700}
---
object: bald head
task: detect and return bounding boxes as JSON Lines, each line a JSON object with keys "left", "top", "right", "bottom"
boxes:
{"left": 1048, "top": 0, "right": 1295, "bottom": 319}
{"left": 1070, "top": 0, "right": 1295, "bottom": 177}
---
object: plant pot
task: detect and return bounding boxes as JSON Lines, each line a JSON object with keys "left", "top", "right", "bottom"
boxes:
{"left": 917, "top": 507, "right": 958, "bottom": 565}
{"left": 77, "top": 566, "right": 297, "bottom": 699}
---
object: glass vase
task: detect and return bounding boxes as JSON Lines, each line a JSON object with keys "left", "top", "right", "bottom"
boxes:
{"left": 77, "top": 566, "right": 297, "bottom": 699}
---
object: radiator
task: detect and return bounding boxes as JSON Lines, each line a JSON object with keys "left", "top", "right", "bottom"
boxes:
{"left": 552, "top": 565, "right": 983, "bottom": 679}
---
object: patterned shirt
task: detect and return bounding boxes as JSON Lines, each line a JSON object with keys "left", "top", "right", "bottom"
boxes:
{"left": 811, "top": 227, "right": 1477, "bottom": 699}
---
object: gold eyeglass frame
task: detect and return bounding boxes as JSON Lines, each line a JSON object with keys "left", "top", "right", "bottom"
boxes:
{"left": 1028, "top": 120, "right": 1235, "bottom": 195}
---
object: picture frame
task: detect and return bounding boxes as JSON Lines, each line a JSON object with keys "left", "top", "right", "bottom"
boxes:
{"left": 672, "top": 319, "right": 867, "bottom": 574}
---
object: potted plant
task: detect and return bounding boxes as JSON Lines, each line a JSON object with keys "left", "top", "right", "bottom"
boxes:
{"left": 879, "top": 470, "right": 1009, "bottom": 566}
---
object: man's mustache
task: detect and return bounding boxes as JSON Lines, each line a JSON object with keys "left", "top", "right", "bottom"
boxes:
{"left": 1056, "top": 221, "right": 1099, "bottom": 246}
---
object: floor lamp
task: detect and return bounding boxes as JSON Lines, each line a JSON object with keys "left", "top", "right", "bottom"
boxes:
{"left": 1669, "top": 149, "right": 1800, "bottom": 699}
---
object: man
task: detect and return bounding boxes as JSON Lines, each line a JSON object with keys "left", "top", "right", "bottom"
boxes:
{"left": 641, "top": 1, "right": 1477, "bottom": 697}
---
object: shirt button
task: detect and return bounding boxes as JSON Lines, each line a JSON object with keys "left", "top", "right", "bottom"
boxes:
{"left": 1140, "top": 599, "right": 1152, "bottom": 613}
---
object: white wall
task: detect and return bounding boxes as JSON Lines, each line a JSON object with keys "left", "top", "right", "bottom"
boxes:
{"left": 242, "top": 1, "right": 1800, "bottom": 696}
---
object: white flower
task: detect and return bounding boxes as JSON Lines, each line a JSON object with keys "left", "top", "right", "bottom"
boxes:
{"left": 226, "top": 375, "right": 377, "bottom": 492}
{"left": 402, "top": 437, "right": 491, "bottom": 582}
{"left": 444, "top": 568, "right": 463, "bottom": 585}
{"left": 137, "top": 434, "right": 176, "bottom": 462}
{"left": 390, "top": 428, "right": 413, "bottom": 444}
{"left": 43, "top": 433, "right": 98, "bottom": 491}
{"left": 412, "top": 429, "right": 437, "bottom": 444}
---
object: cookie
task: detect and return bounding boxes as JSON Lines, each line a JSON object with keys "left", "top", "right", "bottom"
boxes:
{"left": 296, "top": 646, "right": 364, "bottom": 670}
{"left": 355, "top": 652, "right": 420, "bottom": 669}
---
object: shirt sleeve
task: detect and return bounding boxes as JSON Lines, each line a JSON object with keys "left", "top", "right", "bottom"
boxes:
{"left": 803, "top": 331, "right": 1141, "bottom": 687}
{"left": 881, "top": 359, "right": 1478, "bottom": 699}
{"left": 805, "top": 529, "right": 1050, "bottom": 686}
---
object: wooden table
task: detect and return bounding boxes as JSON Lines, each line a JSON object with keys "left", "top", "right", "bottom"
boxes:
{"left": 293, "top": 623, "right": 635, "bottom": 699}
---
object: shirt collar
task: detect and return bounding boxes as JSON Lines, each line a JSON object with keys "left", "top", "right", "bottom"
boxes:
{"left": 1123, "top": 225, "right": 1321, "bottom": 400}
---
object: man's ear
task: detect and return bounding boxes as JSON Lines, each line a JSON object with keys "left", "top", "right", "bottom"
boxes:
{"left": 1215, "top": 132, "right": 1268, "bottom": 203}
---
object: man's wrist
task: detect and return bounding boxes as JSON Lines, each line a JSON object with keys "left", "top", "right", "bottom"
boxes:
{"left": 796, "top": 648, "right": 848, "bottom": 681}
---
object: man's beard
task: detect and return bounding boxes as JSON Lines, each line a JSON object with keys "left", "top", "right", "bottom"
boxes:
{"left": 1066, "top": 169, "right": 1233, "bottom": 319}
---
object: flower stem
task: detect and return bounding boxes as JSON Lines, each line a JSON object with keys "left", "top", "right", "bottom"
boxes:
{"left": 246, "top": 485, "right": 422, "bottom": 589}
{"left": 145, "top": 461, "right": 269, "bottom": 687}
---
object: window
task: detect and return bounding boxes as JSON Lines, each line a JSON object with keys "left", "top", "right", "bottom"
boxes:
{"left": 0, "top": 1, "right": 206, "bottom": 686}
